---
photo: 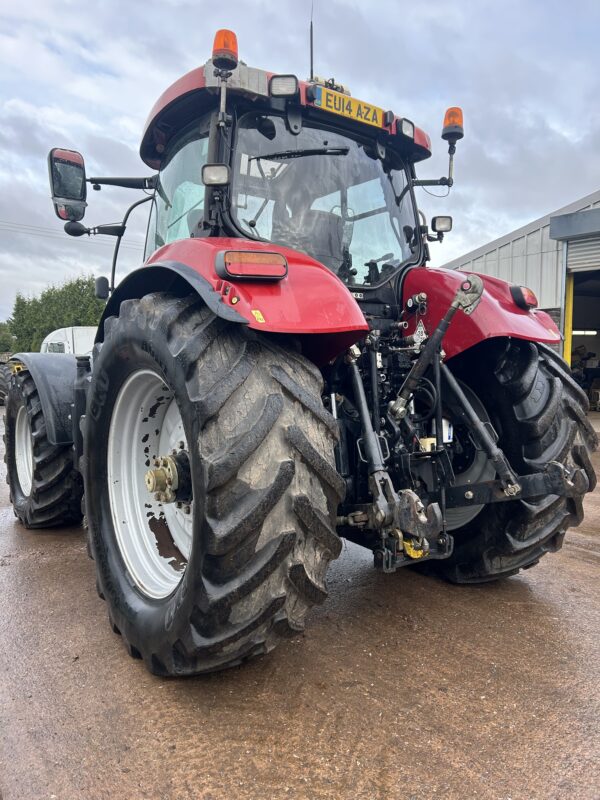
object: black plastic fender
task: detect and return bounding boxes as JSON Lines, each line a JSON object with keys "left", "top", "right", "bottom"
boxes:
{"left": 96, "top": 260, "right": 248, "bottom": 342}
{"left": 10, "top": 353, "right": 77, "bottom": 446}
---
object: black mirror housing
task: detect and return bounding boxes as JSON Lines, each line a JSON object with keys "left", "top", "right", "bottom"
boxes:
{"left": 95, "top": 276, "right": 110, "bottom": 300}
{"left": 48, "top": 148, "right": 87, "bottom": 222}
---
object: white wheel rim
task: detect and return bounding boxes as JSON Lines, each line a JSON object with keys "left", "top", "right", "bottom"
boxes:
{"left": 15, "top": 405, "right": 33, "bottom": 496}
{"left": 107, "top": 369, "right": 193, "bottom": 599}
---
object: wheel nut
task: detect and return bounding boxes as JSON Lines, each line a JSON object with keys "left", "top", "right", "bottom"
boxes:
{"left": 183, "top": 505, "right": 191, "bottom": 515}
{"left": 465, "top": 490, "right": 474, "bottom": 500}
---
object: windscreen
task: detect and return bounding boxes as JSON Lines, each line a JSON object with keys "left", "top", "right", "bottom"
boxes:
{"left": 231, "top": 113, "right": 417, "bottom": 285}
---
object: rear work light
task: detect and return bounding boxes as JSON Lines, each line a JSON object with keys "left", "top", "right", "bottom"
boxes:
{"left": 216, "top": 250, "right": 288, "bottom": 281}
{"left": 202, "top": 164, "right": 231, "bottom": 185}
{"left": 397, "top": 118, "right": 415, "bottom": 139}
{"left": 511, "top": 285, "right": 538, "bottom": 310}
{"left": 269, "top": 75, "right": 299, "bottom": 97}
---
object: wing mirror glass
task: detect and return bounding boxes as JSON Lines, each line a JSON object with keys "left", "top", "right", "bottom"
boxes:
{"left": 48, "top": 148, "right": 87, "bottom": 222}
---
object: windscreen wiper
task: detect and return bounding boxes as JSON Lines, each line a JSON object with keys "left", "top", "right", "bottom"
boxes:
{"left": 250, "top": 147, "right": 349, "bottom": 161}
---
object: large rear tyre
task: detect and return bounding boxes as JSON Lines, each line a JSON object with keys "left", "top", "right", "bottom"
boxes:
{"left": 84, "top": 293, "right": 344, "bottom": 675}
{"left": 0, "top": 363, "right": 10, "bottom": 405}
{"left": 4, "top": 370, "right": 83, "bottom": 529}
{"left": 441, "top": 340, "right": 597, "bottom": 583}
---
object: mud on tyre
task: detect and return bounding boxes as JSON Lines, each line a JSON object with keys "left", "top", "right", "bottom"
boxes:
{"left": 84, "top": 292, "right": 344, "bottom": 675}
{"left": 4, "top": 369, "right": 83, "bottom": 529}
{"left": 440, "top": 339, "right": 597, "bottom": 583}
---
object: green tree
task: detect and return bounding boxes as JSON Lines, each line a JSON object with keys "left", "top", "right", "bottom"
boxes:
{"left": 9, "top": 276, "right": 105, "bottom": 351}
{"left": 0, "top": 321, "right": 14, "bottom": 353}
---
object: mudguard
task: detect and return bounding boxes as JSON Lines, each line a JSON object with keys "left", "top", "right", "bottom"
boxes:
{"left": 401, "top": 266, "right": 561, "bottom": 359}
{"left": 99, "top": 238, "right": 369, "bottom": 366}
{"left": 10, "top": 353, "right": 77, "bottom": 445}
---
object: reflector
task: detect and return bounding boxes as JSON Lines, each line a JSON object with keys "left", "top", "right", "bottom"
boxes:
{"left": 216, "top": 250, "right": 288, "bottom": 281}
{"left": 511, "top": 285, "right": 538, "bottom": 310}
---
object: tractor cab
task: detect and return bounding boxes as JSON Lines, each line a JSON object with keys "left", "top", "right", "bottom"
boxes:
{"left": 48, "top": 29, "right": 461, "bottom": 297}
{"left": 138, "top": 30, "right": 456, "bottom": 289}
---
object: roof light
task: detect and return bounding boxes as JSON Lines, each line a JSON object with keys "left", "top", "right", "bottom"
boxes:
{"left": 216, "top": 250, "right": 288, "bottom": 281}
{"left": 511, "top": 285, "right": 538, "bottom": 310}
{"left": 202, "top": 163, "right": 230, "bottom": 186}
{"left": 270, "top": 75, "right": 299, "bottom": 97}
{"left": 442, "top": 106, "right": 464, "bottom": 143}
{"left": 398, "top": 118, "right": 415, "bottom": 139}
{"left": 212, "top": 29, "right": 238, "bottom": 71}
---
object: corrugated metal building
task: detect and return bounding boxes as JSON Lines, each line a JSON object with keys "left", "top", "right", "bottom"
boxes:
{"left": 442, "top": 189, "right": 600, "bottom": 366}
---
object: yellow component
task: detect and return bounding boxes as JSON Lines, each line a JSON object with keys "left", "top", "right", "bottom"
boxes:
{"left": 419, "top": 437, "right": 436, "bottom": 452}
{"left": 251, "top": 309, "right": 266, "bottom": 324}
{"left": 403, "top": 538, "right": 426, "bottom": 559}
{"left": 312, "top": 85, "right": 385, "bottom": 129}
{"left": 9, "top": 361, "right": 24, "bottom": 374}
{"left": 563, "top": 273, "right": 574, "bottom": 366}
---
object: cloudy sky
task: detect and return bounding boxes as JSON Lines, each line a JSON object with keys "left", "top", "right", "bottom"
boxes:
{"left": 1, "top": 0, "right": 599, "bottom": 322}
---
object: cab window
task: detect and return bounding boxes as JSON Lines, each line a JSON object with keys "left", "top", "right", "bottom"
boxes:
{"left": 147, "top": 121, "right": 210, "bottom": 255}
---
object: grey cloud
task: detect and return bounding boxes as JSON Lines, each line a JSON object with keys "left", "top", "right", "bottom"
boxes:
{"left": 0, "top": 0, "right": 599, "bottom": 319}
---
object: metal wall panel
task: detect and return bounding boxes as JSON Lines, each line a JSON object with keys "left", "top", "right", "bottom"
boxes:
{"left": 454, "top": 223, "right": 563, "bottom": 308}
{"left": 444, "top": 190, "right": 600, "bottom": 310}
{"left": 567, "top": 237, "right": 600, "bottom": 272}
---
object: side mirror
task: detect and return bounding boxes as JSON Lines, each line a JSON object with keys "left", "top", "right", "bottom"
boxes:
{"left": 48, "top": 148, "right": 87, "bottom": 222}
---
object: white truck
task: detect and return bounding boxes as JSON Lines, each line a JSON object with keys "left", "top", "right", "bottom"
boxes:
{"left": 40, "top": 326, "right": 96, "bottom": 356}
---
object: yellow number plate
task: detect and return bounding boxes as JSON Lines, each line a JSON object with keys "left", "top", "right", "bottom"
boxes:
{"left": 312, "top": 85, "right": 385, "bottom": 128}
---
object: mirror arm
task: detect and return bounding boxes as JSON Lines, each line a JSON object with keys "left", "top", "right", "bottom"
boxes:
{"left": 412, "top": 177, "right": 453, "bottom": 188}
{"left": 412, "top": 140, "right": 458, "bottom": 191}
{"left": 109, "top": 194, "right": 154, "bottom": 293}
{"left": 87, "top": 175, "right": 157, "bottom": 191}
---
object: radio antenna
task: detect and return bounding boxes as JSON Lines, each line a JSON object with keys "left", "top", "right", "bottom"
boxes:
{"left": 309, "top": 1, "right": 314, "bottom": 81}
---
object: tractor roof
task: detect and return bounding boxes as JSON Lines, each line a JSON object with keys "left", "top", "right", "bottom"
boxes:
{"left": 140, "top": 60, "right": 432, "bottom": 169}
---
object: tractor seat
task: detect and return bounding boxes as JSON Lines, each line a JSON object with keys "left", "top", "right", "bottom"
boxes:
{"left": 272, "top": 208, "right": 344, "bottom": 273}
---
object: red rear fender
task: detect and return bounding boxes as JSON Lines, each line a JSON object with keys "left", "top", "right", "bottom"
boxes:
{"left": 401, "top": 266, "right": 561, "bottom": 359}
{"left": 145, "top": 238, "right": 368, "bottom": 365}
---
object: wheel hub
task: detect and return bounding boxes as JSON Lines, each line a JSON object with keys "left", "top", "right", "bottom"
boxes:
{"left": 144, "top": 451, "right": 192, "bottom": 505}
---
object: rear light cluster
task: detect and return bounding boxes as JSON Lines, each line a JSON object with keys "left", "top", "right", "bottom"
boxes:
{"left": 216, "top": 250, "right": 288, "bottom": 281}
{"left": 511, "top": 285, "right": 538, "bottom": 310}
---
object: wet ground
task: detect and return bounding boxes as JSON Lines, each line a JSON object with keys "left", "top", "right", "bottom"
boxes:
{"left": 0, "top": 414, "right": 599, "bottom": 800}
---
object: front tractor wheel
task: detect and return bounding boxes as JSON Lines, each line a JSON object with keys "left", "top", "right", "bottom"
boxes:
{"left": 84, "top": 293, "right": 344, "bottom": 675}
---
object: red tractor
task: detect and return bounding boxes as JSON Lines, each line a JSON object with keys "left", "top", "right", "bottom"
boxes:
{"left": 4, "top": 31, "right": 596, "bottom": 675}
